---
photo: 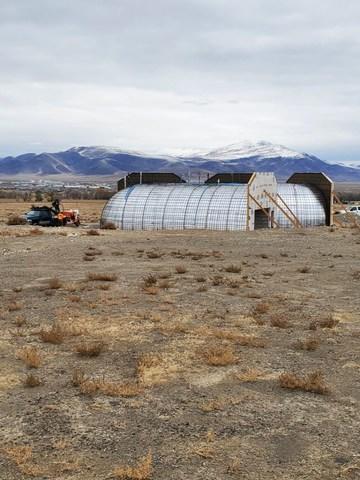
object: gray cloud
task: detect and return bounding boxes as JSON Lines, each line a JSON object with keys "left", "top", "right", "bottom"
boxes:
{"left": 0, "top": 0, "right": 359, "bottom": 161}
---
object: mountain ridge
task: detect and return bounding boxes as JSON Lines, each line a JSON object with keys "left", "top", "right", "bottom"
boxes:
{"left": 0, "top": 142, "right": 359, "bottom": 181}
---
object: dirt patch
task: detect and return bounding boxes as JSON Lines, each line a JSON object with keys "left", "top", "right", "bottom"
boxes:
{"left": 0, "top": 224, "right": 359, "bottom": 479}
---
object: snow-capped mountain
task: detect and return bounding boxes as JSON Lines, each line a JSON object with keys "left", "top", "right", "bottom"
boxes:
{"left": 0, "top": 141, "right": 359, "bottom": 181}
{"left": 186, "top": 141, "right": 305, "bottom": 161}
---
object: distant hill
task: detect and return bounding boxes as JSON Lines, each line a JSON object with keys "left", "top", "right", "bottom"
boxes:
{"left": 1, "top": 142, "right": 359, "bottom": 181}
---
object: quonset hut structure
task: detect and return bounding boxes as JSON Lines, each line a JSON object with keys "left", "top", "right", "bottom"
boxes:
{"left": 101, "top": 172, "right": 334, "bottom": 231}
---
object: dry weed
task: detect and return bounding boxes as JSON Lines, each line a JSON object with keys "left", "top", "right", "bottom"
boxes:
{"left": 195, "top": 276, "right": 206, "bottom": 283}
{"left": 197, "top": 285, "right": 208, "bottom": 292}
{"left": 7, "top": 215, "right": 27, "bottom": 225}
{"left": 200, "top": 399, "right": 225, "bottom": 412}
{"left": 24, "top": 373, "right": 41, "bottom": 387}
{"left": 147, "top": 251, "right": 162, "bottom": 259}
{"left": 87, "top": 229, "right": 100, "bottom": 236}
{"left": 142, "top": 274, "right": 157, "bottom": 288}
{"left": 87, "top": 272, "right": 117, "bottom": 281}
{"left": 253, "top": 302, "right": 270, "bottom": 315}
{"left": 158, "top": 279, "right": 170, "bottom": 289}
{"left": 75, "top": 341, "right": 105, "bottom": 357}
{"left": 175, "top": 265, "right": 187, "bottom": 274}
{"left": 309, "top": 315, "right": 339, "bottom": 330}
{"left": 39, "top": 324, "right": 65, "bottom": 344}
{"left": 293, "top": 337, "right": 320, "bottom": 351}
{"left": 17, "top": 346, "right": 42, "bottom": 368}
{"left": 143, "top": 286, "right": 159, "bottom": 295}
{"left": 224, "top": 264, "right": 242, "bottom": 273}
{"left": 68, "top": 294, "right": 81, "bottom": 302}
{"left": 77, "top": 375, "right": 143, "bottom": 397}
{"left": 3, "top": 445, "right": 44, "bottom": 476}
{"left": 47, "top": 277, "right": 62, "bottom": 289}
{"left": 202, "top": 345, "right": 237, "bottom": 366}
{"left": 113, "top": 451, "right": 152, "bottom": 480}
{"left": 279, "top": 370, "right": 329, "bottom": 394}
{"left": 209, "top": 329, "right": 265, "bottom": 348}
{"left": 235, "top": 368, "right": 264, "bottom": 382}
{"left": 270, "top": 314, "right": 289, "bottom": 329}
{"left": 8, "top": 302, "right": 22, "bottom": 312}
{"left": 101, "top": 221, "right": 116, "bottom": 230}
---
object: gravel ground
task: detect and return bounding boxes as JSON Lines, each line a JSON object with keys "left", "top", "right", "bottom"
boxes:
{"left": 0, "top": 224, "right": 359, "bottom": 479}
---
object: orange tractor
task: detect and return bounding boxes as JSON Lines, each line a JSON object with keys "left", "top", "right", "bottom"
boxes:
{"left": 25, "top": 200, "right": 80, "bottom": 227}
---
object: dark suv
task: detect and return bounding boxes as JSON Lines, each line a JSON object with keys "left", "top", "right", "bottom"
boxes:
{"left": 26, "top": 207, "right": 56, "bottom": 226}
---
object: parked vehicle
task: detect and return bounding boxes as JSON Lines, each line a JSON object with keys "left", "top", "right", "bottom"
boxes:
{"left": 26, "top": 201, "right": 80, "bottom": 226}
{"left": 347, "top": 205, "right": 360, "bottom": 216}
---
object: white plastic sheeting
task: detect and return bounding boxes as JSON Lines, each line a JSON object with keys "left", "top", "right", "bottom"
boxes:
{"left": 277, "top": 184, "right": 326, "bottom": 227}
{"left": 101, "top": 184, "right": 248, "bottom": 231}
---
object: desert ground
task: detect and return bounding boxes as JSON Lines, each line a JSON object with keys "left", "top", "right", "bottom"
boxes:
{"left": 0, "top": 200, "right": 360, "bottom": 479}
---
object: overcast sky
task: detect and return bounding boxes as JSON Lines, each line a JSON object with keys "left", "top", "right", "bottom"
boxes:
{"left": 1, "top": 0, "right": 359, "bottom": 162}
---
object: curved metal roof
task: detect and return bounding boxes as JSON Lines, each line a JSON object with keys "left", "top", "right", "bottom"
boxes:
{"left": 102, "top": 184, "right": 248, "bottom": 231}
{"left": 277, "top": 184, "right": 326, "bottom": 227}
{"left": 101, "top": 182, "right": 327, "bottom": 231}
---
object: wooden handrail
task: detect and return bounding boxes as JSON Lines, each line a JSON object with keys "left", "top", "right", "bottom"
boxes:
{"left": 263, "top": 190, "right": 302, "bottom": 228}
{"left": 249, "top": 194, "right": 280, "bottom": 228}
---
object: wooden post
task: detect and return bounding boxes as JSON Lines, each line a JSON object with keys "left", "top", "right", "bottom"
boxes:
{"left": 263, "top": 190, "right": 302, "bottom": 228}
{"left": 249, "top": 194, "right": 280, "bottom": 228}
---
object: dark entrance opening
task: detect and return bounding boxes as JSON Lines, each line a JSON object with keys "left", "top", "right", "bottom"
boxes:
{"left": 254, "top": 209, "right": 270, "bottom": 229}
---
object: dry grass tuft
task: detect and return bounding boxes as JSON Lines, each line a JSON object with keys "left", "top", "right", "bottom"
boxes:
{"left": 195, "top": 275, "right": 206, "bottom": 283}
{"left": 87, "top": 272, "right": 117, "bottom": 282}
{"left": 235, "top": 368, "right": 264, "bottom": 382}
{"left": 87, "top": 229, "right": 100, "bottom": 236}
{"left": 8, "top": 302, "right": 22, "bottom": 312}
{"left": 79, "top": 378, "right": 143, "bottom": 397}
{"left": 212, "top": 275, "right": 224, "bottom": 286}
{"left": 7, "top": 215, "right": 27, "bottom": 225}
{"left": 142, "top": 274, "right": 157, "bottom": 288}
{"left": 136, "top": 353, "right": 162, "bottom": 384}
{"left": 101, "top": 221, "right": 116, "bottom": 230}
{"left": 200, "top": 399, "right": 225, "bottom": 412}
{"left": 197, "top": 285, "right": 208, "bottom": 292}
{"left": 202, "top": 345, "right": 237, "bottom": 366}
{"left": 24, "top": 373, "right": 41, "bottom": 387}
{"left": 147, "top": 251, "right": 162, "bottom": 259}
{"left": 309, "top": 315, "right": 339, "bottom": 330}
{"left": 224, "top": 264, "right": 242, "bottom": 273}
{"left": 293, "top": 337, "right": 320, "bottom": 351}
{"left": 30, "top": 227, "right": 43, "bottom": 235}
{"left": 3, "top": 445, "right": 44, "bottom": 476}
{"left": 3, "top": 445, "right": 33, "bottom": 465}
{"left": 83, "top": 255, "right": 96, "bottom": 262}
{"left": 298, "top": 266, "right": 311, "bottom": 274}
{"left": 158, "top": 279, "right": 170, "bottom": 289}
{"left": 175, "top": 265, "right": 187, "bottom": 274}
{"left": 39, "top": 324, "right": 65, "bottom": 344}
{"left": 270, "top": 314, "right": 289, "bottom": 329}
{"left": 84, "top": 249, "right": 102, "bottom": 257}
{"left": 352, "top": 270, "right": 360, "bottom": 280}
{"left": 143, "top": 286, "right": 159, "bottom": 295}
{"left": 253, "top": 302, "right": 270, "bottom": 315}
{"left": 17, "top": 346, "right": 42, "bottom": 368}
{"left": 75, "top": 341, "right": 105, "bottom": 357}
{"left": 68, "top": 294, "right": 81, "bottom": 302}
{"left": 113, "top": 451, "right": 152, "bottom": 480}
{"left": 279, "top": 370, "right": 329, "bottom": 394}
{"left": 72, "top": 369, "right": 87, "bottom": 387}
{"left": 47, "top": 277, "right": 62, "bottom": 289}
{"left": 209, "top": 329, "right": 265, "bottom": 348}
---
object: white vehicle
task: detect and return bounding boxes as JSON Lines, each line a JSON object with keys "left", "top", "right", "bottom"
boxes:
{"left": 347, "top": 205, "right": 360, "bottom": 216}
